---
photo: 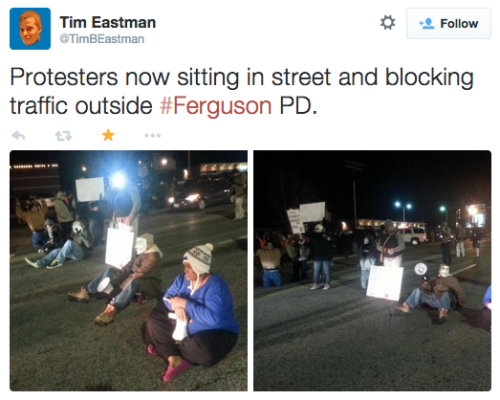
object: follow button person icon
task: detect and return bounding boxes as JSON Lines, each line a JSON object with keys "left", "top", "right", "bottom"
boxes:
{"left": 419, "top": 18, "right": 435, "bottom": 29}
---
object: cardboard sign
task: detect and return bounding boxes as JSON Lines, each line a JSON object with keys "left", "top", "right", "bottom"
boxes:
{"left": 300, "top": 202, "right": 325, "bottom": 223}
{"left": 105, "top": 228, "right": 134, "bottom": 268}
{"left": 76, "top": 177, "right": 105, "bottom": 202}
{"left": 287, "top": 209, "right": 305, "bottom": 234}
{"left": 366, "top": 266, "right": 404, "bottom": 301}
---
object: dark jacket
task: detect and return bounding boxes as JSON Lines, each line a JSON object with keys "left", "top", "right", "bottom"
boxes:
{"left": 114, "top": 246, "right": 163, "bottom": 299}
{"left": 376, "top": 230, "right": 405, "bottom": 258}
{"left": 422, "top": 275, "right": 466, "bottom": 307}
{"left": 357, "top": 237, "right": 378, "bottom": 270}
{"left": 306, "top": 232, "right": 332, "bottom": 259}
{"left": 471, "top": 227, "right": 482, "bottom": 243}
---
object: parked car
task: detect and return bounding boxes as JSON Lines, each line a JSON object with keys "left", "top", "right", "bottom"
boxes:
{"left": 169, "top": 177, "right": 232, "bottom": 211}
{"left": 400, "top": 227, "right": 427, "bottom": 246}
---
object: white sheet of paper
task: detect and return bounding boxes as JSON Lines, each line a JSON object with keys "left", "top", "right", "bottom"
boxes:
{"left": 105, "top": 228, "right": 134, "bottom": 268}
{"left": 76, "top": 177, "right": 105, "bottom": 202}
{"left": 287, "top": 209, "right": 305, "bottom": 234}
{"left": 300, "top": 202, "right": 325, "bottom": 223}
{"left": 366, "top": 266, "right": 404, "bottom": 302}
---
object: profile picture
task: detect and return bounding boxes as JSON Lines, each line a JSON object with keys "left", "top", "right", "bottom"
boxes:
{"left": 10, "top": 8, "right": 51, "bottom": 50}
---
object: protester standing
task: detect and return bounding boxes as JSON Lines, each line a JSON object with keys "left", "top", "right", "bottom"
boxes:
{"left": 376, "top": 219, "right": 405, "bottom": 268}
{"left": 438, "top": 222, "right": 452, "bottom": 265}
{"left": 455, "top": 222, "right": 467, "bottom": 258}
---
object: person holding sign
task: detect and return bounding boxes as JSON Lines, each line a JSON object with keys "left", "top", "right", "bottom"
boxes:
{"left": 376, "top": 219, "right": 405, "bottom": 268}
{"left": 68, "top": 233, "right": 163, "bottom": 325}
{"left": 109, "top": 173, "right": 142, "bottom": 243}
{"left": 145, "top": 243, "right": 239, "bottom": 383}
{"left": 397, "top": 264, "right": 466, "bottom": 320}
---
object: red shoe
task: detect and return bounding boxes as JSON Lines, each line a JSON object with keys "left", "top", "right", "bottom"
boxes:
{"left": 162, "top": 359, "right": 191, "bottom": 382}
{"left": 147, "top": 344, "right": 157, "bottom": 356}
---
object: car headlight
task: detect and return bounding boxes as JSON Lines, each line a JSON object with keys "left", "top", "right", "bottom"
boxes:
{"left": 186, "top": 194, "right": 200, "bottom": 202}
{"left": 168, "top": 197, "right": 174, "bottom": 204}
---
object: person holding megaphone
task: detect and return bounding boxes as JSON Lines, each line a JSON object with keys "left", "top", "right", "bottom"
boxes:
{"left": 397, "top": 264, "right": 466, "bottom": 320}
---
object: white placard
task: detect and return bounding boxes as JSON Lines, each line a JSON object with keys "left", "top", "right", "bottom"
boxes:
{"left": 76, "top": 177, "right": 105, "bottom": 202}
{"left": 287, "top": 209, "right": 305, "bottom": 234}
{"left": 300, "top": 202, "right": 325, "bottom": 223}
{"left": 105, "top": 228, "right": 134, "bottom": 268}
{"left": 366, "top": 266, "right": 404, "bottom": 301}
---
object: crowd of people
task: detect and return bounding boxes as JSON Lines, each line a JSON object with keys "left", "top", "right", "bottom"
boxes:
{"left": 13, "top": 178, "right": 240, "bottom": 383}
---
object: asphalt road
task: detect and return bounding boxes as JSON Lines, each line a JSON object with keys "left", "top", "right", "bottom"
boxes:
{"left": 254, "top": 239, "right": 491, "bottom": 391}
{"left": 10, "top": 204, "right": 247, "bottom": 391}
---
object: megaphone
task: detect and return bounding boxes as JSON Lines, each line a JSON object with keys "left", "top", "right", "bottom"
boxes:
{"left": 97, "top": 277, "right": 114, "bottom": 294}
{"left": 414, "top": 263, "right": 429, "bottom": 282}
{"left": 169, "top": 313, "right": 188, "bottom": 341}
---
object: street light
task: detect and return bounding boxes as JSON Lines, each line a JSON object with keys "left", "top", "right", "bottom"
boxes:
{"left": 440, "top": 206, "right": 448, "bottom": 224}
{"left": 82, "top": 166, "right": 87, "bottom": 172}
{"left": 395, "top": 201, "right": 412, "bottom": 222}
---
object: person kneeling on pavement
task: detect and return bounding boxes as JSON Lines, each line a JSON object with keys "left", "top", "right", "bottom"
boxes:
{"left": 145, "top": 243, "right": 239, "bottom": 383}
{"left": 25, "top": 220, "right": 93, "bottom": 269}
{"left": 256, "top": 241, "right": 282, "bottom": 287}
{"left": 68, "top": 233, "right": 163, "bottom": 325}
{"left": 397, "top": 264, "right": 466, "bottom": 320}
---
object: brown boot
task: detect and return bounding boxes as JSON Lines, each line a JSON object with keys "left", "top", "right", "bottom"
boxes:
{"left": 397, "top": 304, "right": 410, "bottom": 313}
{"left": 68, "top": 287, "right": 90, "bottom": 303}
{"left": 95, "top": 304, "right": 118, "bottom": 325}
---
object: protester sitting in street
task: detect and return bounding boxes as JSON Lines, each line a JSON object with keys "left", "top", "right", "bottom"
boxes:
{"left": 397, "top": 264, "right": 466, "bottom": 320}
{"left": 256, "top": 241, "right": 282, "bottom": 288}
{"left": 483, "top": 285, "right": 491, "bottom": 332}
{"left": 357, "top": 234, "right": 377, "bottom": 289}
{"left": 41, "top": 219, "right": 63, "bottom": 254}
{"left": 376, "top": 219, "right": 405, "bottom": 268}
{"left": 305, "top": 224, "right": 333, "bottom": 290}
{"left": 25, "top": 220, "right": 93, "bottom": 269}
{"left": 53, "top": 191, "right": 74, "bottom": 241}
{"left": 145, "top": 243, "right": 239, "bottom": 383}
{"left": 15, "top": 198, "right": 48, "bottom": 251}
{"left": 68, "top": 234, "right": 163, "bottom": 325}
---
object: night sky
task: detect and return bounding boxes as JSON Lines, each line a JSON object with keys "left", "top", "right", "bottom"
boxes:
{"left": 254, "top": 151, "right": 491, "bottom": 230}
{"left": 10, "top": 150, "right": 247, "bottom": 190}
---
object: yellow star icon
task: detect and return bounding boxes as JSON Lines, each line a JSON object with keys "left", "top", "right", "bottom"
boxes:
{"left": 102, "top": 129, "right": 115, "bottom": 141}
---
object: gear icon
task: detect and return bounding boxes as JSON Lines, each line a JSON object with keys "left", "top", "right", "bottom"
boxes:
{"left": 381, "top": 15, "right": 396, "bottom": 30}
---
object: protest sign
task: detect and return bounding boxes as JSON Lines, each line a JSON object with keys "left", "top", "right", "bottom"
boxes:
{"left": 76, "top": 177, "right": 105, "bottom": 202}
{"left": 287, "top": 209, "right": 305, "bottom": 234}
{"left": 300, "top": 202, "right": 325, "bottom": 223}
{"left": 366, "top": 266, "right": 404, "bottom": 301}
{"left": 105, "top": 228, "right": 134, "bottom": 268}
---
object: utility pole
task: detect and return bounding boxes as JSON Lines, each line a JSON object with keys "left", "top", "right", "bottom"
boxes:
{"left": 345, "top": 161, "right": 364, "bottom": 228}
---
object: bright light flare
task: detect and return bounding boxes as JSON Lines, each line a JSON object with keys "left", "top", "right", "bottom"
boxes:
{"left": 110, "top": 172, "right": 127, "bottom": 189}
{"left": 186, "top": 194, "right": 200, "bottom": 202}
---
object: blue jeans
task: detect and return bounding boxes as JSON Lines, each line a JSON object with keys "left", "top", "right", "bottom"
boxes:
{"left": 313, "top": 257, "right": 331, "bottom": 284}
{"left": 32, "top": 231, "right": 45, "bottom": 250}
{"left": 88, "top": 268, "right": 139, "bottom": 310}
{"left": 361, "top": 268, "right": 371, "bottom": 289}
{"left": 263, "top": 270, "right": 282, "bottom": 288}
{"left": 37, "top": 240, "right": 84, "bottom": 267}
{"left": 405, "top": 288, "right": 451, "bottom": 311}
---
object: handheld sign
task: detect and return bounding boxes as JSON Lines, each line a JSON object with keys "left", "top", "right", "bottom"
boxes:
{"left": 366, "top": 266, "right": 404, "bottom": 301}
{"left": 287, "top": 209, "right": 305, "bottom": 234}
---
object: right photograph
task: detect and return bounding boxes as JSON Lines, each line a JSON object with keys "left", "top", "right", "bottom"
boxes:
{"left": 253, "top": 151, "right": 491, "bottom": 391}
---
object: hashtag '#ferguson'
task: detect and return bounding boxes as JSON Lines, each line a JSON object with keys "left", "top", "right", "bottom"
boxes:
{"left": 159, "top": 96, "right": 272, "bottom": 120}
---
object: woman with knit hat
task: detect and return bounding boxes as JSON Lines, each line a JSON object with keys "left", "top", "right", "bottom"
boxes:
{"left": 145, "top": 243, "right": 239, "bottom": 383}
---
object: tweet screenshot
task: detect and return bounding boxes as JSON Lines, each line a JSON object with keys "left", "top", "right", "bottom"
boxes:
{"left": 2, "top": 0, "right": 497, "bottom": 395}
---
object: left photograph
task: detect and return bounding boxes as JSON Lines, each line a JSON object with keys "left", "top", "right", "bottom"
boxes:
{"left": 10, "top": 150, "right": 248, "bottom": 391}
